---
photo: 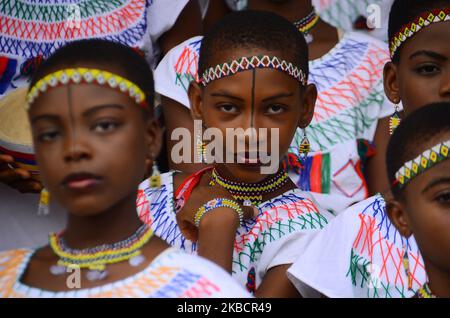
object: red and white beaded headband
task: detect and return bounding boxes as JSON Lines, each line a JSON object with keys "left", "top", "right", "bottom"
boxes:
{"left": 390, "top": 7, "right": 450, "bottom": 58}
{"left": 200, "top": 55, "right": 307, "bottom": 86}
{"left": 26, "top": 68, "right": 148, "bottom": 110}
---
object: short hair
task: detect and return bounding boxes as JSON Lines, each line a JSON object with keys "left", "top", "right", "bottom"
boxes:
{"left": 198, "top": 10, "right": 309, "bottom": 82}
{"left": 386, "top": 102, "right": 450, "bottom": 198}
{"left": 29, "top": 39, "right": 154, "bottom": 116}
{"left": 388, "top": 0, "right": 449, "bottom": 63}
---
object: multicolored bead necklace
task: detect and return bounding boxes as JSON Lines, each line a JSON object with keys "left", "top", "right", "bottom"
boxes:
{"left": 293, "top": 9, "right": 320, "bottom": 44}
{"left": 49, "top": 224, "right": 153, "bottom": 281}
{"left": 415, "top": 283, "right": 437, "bottom": 298}
{"left": 210, "top": 168, "right": 289, "bottom": 206}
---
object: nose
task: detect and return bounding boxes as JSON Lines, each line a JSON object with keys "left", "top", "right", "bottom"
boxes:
{"left": 63, "top": 133, "right": 92, "bottom": 163}
{"left": 439, "top": 70, "right": 450, "bottom": 97}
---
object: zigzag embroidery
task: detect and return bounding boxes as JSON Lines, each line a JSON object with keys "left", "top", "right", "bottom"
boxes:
{"left": 174, "top": 38, "right": 201, "bottom": 92}
{"left": 0, "top": 0, "right": 148, "bottom": 57}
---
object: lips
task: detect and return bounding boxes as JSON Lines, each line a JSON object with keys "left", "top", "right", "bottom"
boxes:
{"left": 62, "top": 172, "right": 103, "bottom": 190}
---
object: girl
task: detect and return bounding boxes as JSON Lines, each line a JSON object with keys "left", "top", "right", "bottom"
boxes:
{"left": 386, "top": 103, "right": 450, "bottom": 298}
{"left": 138, "top": 10, "right": 335, "bottom": 297}
{"left": 155, "top": 0, "right": 396, "bottom": 212}
{"left": 0, "top": 39, "right": 249, "bottom": 298}
{"left": 287, "top": 0, "right": 450, "bottom": 298}
{"left": 0, "top": 0, "right": 203, "bottom": 249}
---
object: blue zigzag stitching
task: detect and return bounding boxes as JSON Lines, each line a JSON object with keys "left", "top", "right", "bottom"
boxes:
{"left": 0, "top": 0, "right": 152, "bottom": 58}
{"left": 188, "top": 38, "right": 202, "bottom": 53}
{"left": 309, "top": 37, "right": 369, "bottom": 91}
{"left": 144, "top": 182, "right": 196, "bottom": 253}
{"left": 0, "top": 23, "right": 147, "bottom": 59}
{"left": 360, "top": 195, "right": 412, "bottom": 251}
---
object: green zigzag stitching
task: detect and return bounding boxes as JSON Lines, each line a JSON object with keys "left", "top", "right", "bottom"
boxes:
{"left": 0, "top": 0, "right": 127, "bottom": 22}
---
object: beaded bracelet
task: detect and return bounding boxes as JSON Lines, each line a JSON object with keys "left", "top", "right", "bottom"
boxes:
{"left": 194, "top": 198, "right": 244, "bottom": 228}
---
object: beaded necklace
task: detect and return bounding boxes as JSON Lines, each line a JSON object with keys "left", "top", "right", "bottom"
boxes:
{"left": 49, "top": 224, "right": 153, "bottom": 281}
{"left": 293, "top": 9, "right": 320, "bottom": 44}
{"left": 210, "top": 168, "right": 289, "bottom": 206}
{"left": 415, "top": 283, "right": 437, "bottom": 298}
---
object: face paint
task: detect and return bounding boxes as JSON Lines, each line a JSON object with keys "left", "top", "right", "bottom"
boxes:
{"left": 67, "top": 85, "right": 77, "bottom": 159}
{"left": 251, "top": 68, "right": 256, "bottom": 129}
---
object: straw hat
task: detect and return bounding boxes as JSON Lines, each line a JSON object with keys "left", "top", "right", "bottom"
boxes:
{"left": 0, "top": 87, "right": 40, "bottom": 180}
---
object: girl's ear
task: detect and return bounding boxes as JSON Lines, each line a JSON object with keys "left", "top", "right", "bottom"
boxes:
{"left": 188, "top": 81, "right": 205, "bottom": 121}
{"left": 386, "top": 199, "right": 413, "bottom": 238}
{"left": 298, "top": 83, "right": 317, "bottom": 128}
{"left": 383, "top": 62, "right": 402, "bottom": 104}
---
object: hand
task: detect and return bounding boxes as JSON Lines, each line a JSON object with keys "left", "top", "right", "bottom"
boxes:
{"left": 0, "top": 154, "right": 43, "bottom": 193}
{"left": 176, "top": 181, "right": 257, "bottom": 242}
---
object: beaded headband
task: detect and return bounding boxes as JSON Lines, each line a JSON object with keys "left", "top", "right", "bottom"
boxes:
{"left": 395, "top": 140, "right": 450, "bottom": 188}
{"left": 200, "top": 55, "right": 307, "bottom": 86}
{"left": 26, "top": 68, "right": 147, "bottom": 109}
{"left": 389, "top": 8, "right": 450, "bottom": 58}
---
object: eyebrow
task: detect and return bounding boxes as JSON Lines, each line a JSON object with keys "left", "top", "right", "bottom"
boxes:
{"left": 422, "top": 177, "right": 450, "bottom": 194}
{"left": 210, "top": 92, "right": 244, "bottom": 102}
{"left": 262, "top": 92, "right": 294, "bottom": 102}
{"left": 82, "top": 104, "right": 125, "bottom": 117}
{"left": 409, "top": 50, "right": 448, "bottom": 61}
{"left": 31, "top": 114, "right": 60, "bottom": 124}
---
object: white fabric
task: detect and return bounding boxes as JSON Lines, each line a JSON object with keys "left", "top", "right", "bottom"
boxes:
{"left": 0, "top": 247, "right": 251, "bottom": 298}
{"left": 154, "top": 36, "right": 203, "bottom": 106}
{"left": 287, "top": 194, "right": 427, "bottom": 298}
{"left": 137, "top": 171, "right": 335, "bottom": 292}
{"left": 313, "top": 0, "right": 394, "bottom": 42}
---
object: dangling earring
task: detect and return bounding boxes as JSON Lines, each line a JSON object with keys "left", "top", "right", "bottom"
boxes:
{"left": 149, "top": 158, "right": 161, "bottom": 188}
{"left": 299, "top": 128, "right": 310, "bottom": 162}
{"left": 196, "top": 135, "right": 206, "bottom": 163}
{"left": 389, "top": 103, "right": 401, "bottom": 135}
{"left": 402, "top": 242, "right": 413, "bottom": 291}
{"left": 37, "top": 188, "right": 50, "bottom": 216}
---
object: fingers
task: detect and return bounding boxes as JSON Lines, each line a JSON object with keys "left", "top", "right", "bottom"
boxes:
{"left": 10, "top": 179, "right": 43, "bottom": 193}
{"left": 0, "top": 163, "right": 43, "bottom": 193}
{"left": 242, "top": 205, "right": 259, "bottom": 220}
{"left": 0, "top": 166, "right": 30, "bottom": 184}
{"left": 0, "top": 154, "right": 14, "bottom": 164}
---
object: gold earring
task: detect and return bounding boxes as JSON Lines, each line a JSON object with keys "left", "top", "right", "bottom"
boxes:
{"left": 389, "top": 100, "right": 401, "bottom": 135}
{"left": 38, "top": 188, "right": 50, "bottom": 216}
{"left": 149, "top": 157, "right": 161, "bottom": 188}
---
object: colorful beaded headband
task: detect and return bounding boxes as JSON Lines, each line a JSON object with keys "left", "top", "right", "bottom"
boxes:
{"left": 26, "top": 68, "right": 147, "bottom": 109}
{"left": 200, "top": 55, "right": 307, "bottom": 86}
{"left": 395, "top": 140, "right": 450, "bottom": 188}
{"left": 389, "top": 8, "right": 450, "bottom": 58}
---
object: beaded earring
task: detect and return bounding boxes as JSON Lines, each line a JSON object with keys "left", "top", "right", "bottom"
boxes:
{"left": 390, "top": 103, "right": 401, "bottom": 135}
{"left": 402, "top": 242, "right": 413, "bottom": 291}
{"left": 149, "top": 158, "right": 161, "bottom": 188}
{"left": 299, "top": 128, "right": 311, "bottom": 162}
{"left": 37, "top": 188, "right": 50, "bottom": 216}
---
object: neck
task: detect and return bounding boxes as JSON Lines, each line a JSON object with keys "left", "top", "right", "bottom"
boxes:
{"left": 62, "top": 193, "right": 143, "bottom": 249}
{"left": 424, "top": 258, "right": 450, "bottom": 298}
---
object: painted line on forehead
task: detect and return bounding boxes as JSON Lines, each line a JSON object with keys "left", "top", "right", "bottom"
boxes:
{"left": 67, "top": 85, "right": 77, "bottom": 157}
{"left": 251, "top": 68, "right": 256, "bottom": 129}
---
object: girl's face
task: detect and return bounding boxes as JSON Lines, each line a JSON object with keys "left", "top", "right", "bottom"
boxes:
{"left": 384, "top": 21, "right": 450, "bottom": 112}
{"left": 29, "top": 67, "right": 160, "bottom": 216}
{"left": 387, "top": 131, "right": 450, "bottom": 277}
{"left": 190, "top": 48, "right": 316, "bottom": 183}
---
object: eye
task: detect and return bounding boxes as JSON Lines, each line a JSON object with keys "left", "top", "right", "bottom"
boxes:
{"left": 92, "top": 120, "right": 120, "bottom": 133}
{"left": 436, "top": 191, "right": 450, "bottom": 204}
{"left": 37, "top": 130, "right": 59, "bottom": 142}
{"left": 217, "top": 104, "right": 239, "bottom": 114}
{"left": 415, "top": 64, "right": 441, "bottom": 75}
{"left": 266, "top": 104, "right": 286, "bottom": 114}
